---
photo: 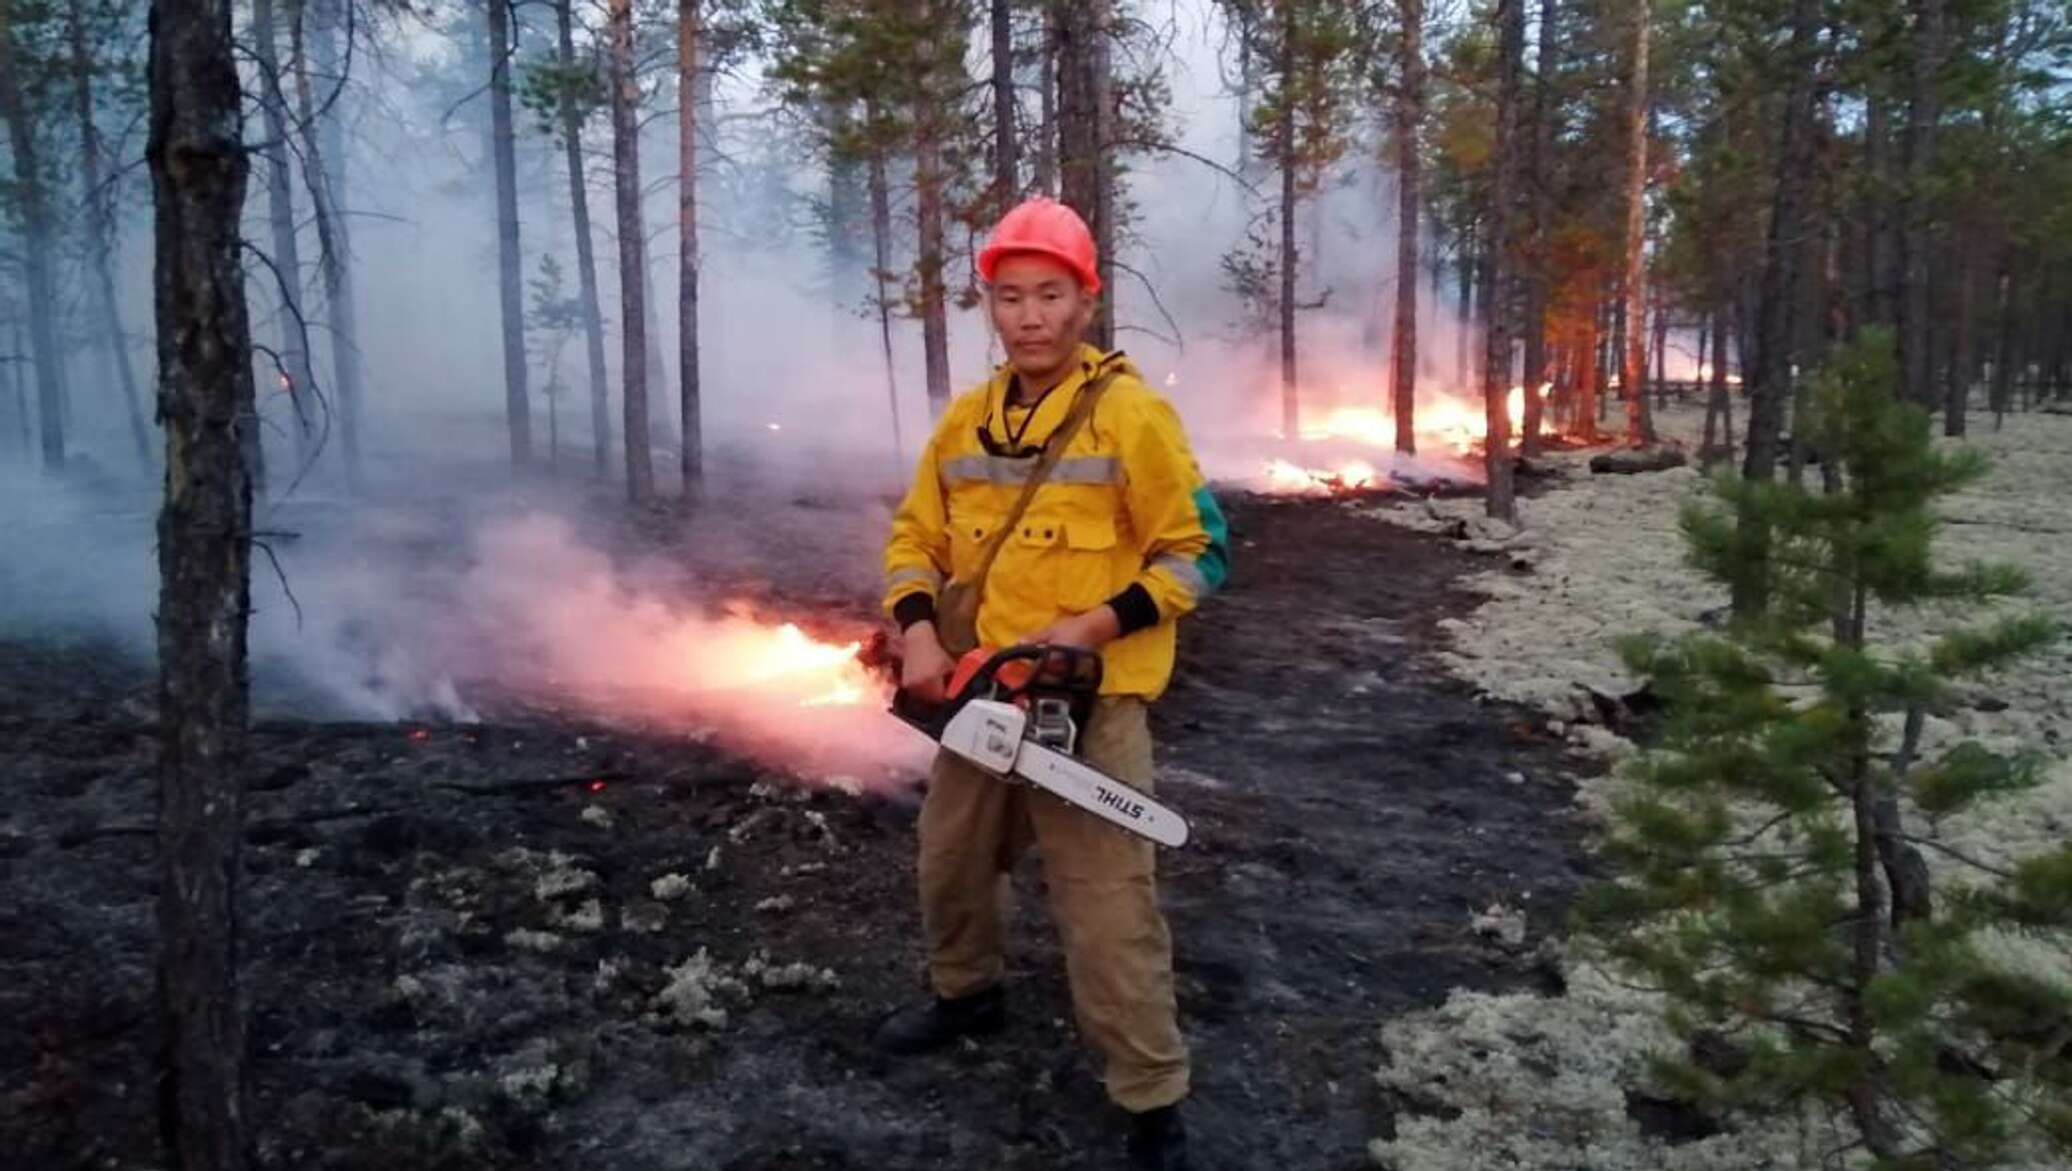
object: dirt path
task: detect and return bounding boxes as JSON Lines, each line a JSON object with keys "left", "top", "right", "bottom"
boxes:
{"left": 0, "top": 494, "right": 1597, "bottom": 1171}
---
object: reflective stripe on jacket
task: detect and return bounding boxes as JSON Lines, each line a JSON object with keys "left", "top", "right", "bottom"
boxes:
{"left": 882, "top": 345, "right": 1230, "bottom": 699}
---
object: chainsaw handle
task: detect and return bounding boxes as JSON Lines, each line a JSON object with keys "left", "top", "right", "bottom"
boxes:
{"left": 889, "top": 644, "right": 1103, "bottom": 739}
{"left": 958, "top": 644, "right": 1104, "bottom": 704}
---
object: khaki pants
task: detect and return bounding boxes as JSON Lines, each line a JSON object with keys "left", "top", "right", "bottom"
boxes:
{"left": 917, "top": 696, "right": 1190, "bottom": 1112}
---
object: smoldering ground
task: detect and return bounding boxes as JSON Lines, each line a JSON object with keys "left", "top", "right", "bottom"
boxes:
{"left": 1, "top": 479, "right": 1601, "bottom": 1171}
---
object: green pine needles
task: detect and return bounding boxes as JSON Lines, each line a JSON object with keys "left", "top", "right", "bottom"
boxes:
{"left": 1579, "top": 329, "right": 2070, "bottom": 1167}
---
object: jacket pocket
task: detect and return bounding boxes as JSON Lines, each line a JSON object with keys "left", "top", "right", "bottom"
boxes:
{"left": 1061, "top": 516, "right": 1120, "bottom": 611}
{"left": 995, "top": 512, "right": 1121, "bottom": 622}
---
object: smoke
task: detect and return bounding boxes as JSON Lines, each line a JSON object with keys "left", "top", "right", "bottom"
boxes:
{"left": 438, "top": 511, "right": 922, "bottom": 785}
{"left": 241, "top": 493, "right": 927, "bottom": 785}
{"left": 0, "top": 462, "right": 923, "bottom": 786}
{"left": 0, "top": 465, "right": 158, "bottom": 645}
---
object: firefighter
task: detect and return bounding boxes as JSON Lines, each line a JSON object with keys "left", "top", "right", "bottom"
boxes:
{"left": 879, "top": 197, "right": 1229, "bottom": 1170}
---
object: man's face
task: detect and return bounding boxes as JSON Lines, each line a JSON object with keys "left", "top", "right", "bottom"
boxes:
{"left": 988, "top": 253, "right": 1096, "bottom": 382}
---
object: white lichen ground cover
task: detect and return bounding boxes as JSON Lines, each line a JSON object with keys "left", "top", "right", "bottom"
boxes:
{"left": 1362, "top": 404, "right": 2071, "bottom": 1170}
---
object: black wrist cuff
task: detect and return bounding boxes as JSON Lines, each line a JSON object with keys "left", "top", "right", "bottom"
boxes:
{"left": 893, "top": 593, "right": 938, "bottom": 633}
{"left": 1105, "top": 584, "right": 1160, "bottom": 637}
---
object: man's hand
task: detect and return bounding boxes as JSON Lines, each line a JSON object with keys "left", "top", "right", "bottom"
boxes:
{"left": 1025, "top": 605, "right": 1122, "bottom": 651}
{"left": 900, "top": 621, "right": 957, "bottom": 704}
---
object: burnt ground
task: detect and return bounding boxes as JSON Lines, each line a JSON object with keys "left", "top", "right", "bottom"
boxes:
{"left": 1, "top": 492, "right": 1599, "bottom": 1171}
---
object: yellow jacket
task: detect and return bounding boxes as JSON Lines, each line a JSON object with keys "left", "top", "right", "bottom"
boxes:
{"left": 882, "top": 346, "right": 1230, "bottom": 699}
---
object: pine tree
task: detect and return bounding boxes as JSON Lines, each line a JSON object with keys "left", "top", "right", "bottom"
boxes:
{"left": 1580, "top": 328, "right": 2070, "bottom": 1165}
{"left": 1217, "top": 0, "right": 1363, "bottom": 439}
{"left": 765, "top": 0, "right": 977, "bottom": 419}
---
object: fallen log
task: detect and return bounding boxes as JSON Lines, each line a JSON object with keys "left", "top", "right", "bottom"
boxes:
{"left": 1589, "top": 445, "right": 1688, "bottom": 475}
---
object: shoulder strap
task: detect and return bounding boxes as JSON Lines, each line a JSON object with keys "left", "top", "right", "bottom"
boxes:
{"left": 965, "top": 358, "right": 1124, "bottom": 590}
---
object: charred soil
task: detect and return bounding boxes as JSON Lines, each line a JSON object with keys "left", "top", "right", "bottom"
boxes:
{"left": 1, "top": 493, "right": 1597, "bottom": 1171}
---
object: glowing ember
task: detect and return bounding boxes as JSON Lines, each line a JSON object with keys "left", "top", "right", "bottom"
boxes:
{"left": 1336, "top": 460, "right": 1379, "bottom": 488}
{"left": 1264, "top": 458, "right": 1382, "bottom": 494}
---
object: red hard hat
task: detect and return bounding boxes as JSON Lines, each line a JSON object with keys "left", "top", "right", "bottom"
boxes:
{"left": 977, "top": 197, "right": 1101, "bottom": 294}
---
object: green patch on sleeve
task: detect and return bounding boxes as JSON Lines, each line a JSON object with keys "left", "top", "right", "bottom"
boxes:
{"left": 1192, "top": 485, "right": 1230, "bottom": 594}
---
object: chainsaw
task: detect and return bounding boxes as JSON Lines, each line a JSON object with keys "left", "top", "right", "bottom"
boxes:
{"left": 889, "top": 645, "right": 1190, "bottom": 848}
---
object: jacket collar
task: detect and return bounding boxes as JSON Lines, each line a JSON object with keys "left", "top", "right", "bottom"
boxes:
{"left": 983, "top": 344, "right": 1123, "bottom": 452}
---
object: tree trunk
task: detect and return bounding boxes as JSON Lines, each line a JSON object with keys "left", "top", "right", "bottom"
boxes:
{"left": 1574, "top": 293, "right": 1600, "bottom": 440}
{"left": 70, "top": 0, "right": 151, "bottom": 467}
{"left": 1841, "top": 632, "right": 1903, "bottom": 1160}
{"left": 1278, "top": 7, "right": 1298, "bottom": 443}
{"left": 1786, "top": 359, "right": 1810, "bottom": 487}
{"left": 1651, "top": 285, "right": 1667, "bottom": 412}
{"left": 1618, "top": 0, "right": 1654, "bottom": 445}
{"left": 1482, "top": 0, "right": 1522, "bottom": 523}
{"left": 915, "top": 89, "right": 952, "bottom": 416}
{"left": 609, "top": 0, "right": 651, "bottom": 502}
{"left": 147, "top": 0, "right": 256, "bottom": 1165}
{"left": 315, "top": 0, "right": 362, "bottom": 484}
{"left": 1737, "top": 0, "right": 1820, "bottom": 616}
{"left": 1862, "top": 96, "right": 1892, "bottom": 328}
{"left": 1055, "top": 0, "right": 1113, "bottom": 347}
{"left": 1089, "top": 9, "right": 1114, "bottom": 327}
{"left": 866, "top": 120, "right": 904, "bottom": 474}
{"left": 252, "top": 0, "right": 316, "bottom": 471}
{"left": 1820, "top": 107, "right": 1850, "bottom": 351}
{"left": 1235, "top": 10, "right": 1254, "bottom": 177}
{"left": 290, "top": 0, "right": 364, "bottom": 488}
{"left": 1603, "top": 289, "right": 1620, "bottom": 425}
{"left": 1898, "top": 0, "right": 1943, "bottom": 407}
{"left": 1990, "top": 257, "right": 2013, "bottom": 427}
{"left": 1718, "top": 307, "right": 1735, "bottom": 451}
{"left": 678, "top": 0, "right": 701, "bottom": 499}
{"left": 1945, "top": 243, "right": 1973, "bottom": 436}
{"left": 1846, "top": 776, "right": 1900, "bottom": 1159}
{"left": 1035, "top": 9, "right": 1057, "bottom": 195}
{"left": 1390, "top": 0, "right": 1423, "bottom": 455}
{"left": 1519, "top": 0, "right": 1557, "bottom": 458}
{"left": 487, "top": 0, "right": 532, "bottom": 468}
{"left": 1701, "top": 310, "right": 1721, "bottom": 457}
{"left": 990, "top": 0, "right": 1019, "bottom": 217}
{"left": 1455, "top": 232, "right": 1474, "bottom": 388}
{"left": 7, "top": 319, "right": 27, "bottom": 455}
{"left": 641, "top": 242, "right": 676, "bottom": 447}
{"left": 556, "top": 0, "right": 612, "bottom": 479}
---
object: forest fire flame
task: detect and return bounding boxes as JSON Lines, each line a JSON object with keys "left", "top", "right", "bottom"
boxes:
{"left": 1259, "top": 386, "right": 1532, "bottom": 495}
{"left": 1264, "top": 457, "right": 1381, "bottom": 494}
{"left": 1300, "top": 388, "right": 1527, "bottom": 455}
{"left": 751, "top": 623, "right": 874, "bottom": 707}
{"left": 678, "top": 608, "right": 878, "bottom": 709}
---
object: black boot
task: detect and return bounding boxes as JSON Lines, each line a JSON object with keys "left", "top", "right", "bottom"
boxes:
{"left": 1125, "top": 1103, "right": 1190, "bottom": 1170}
{"left": 873, "top": 985, "right": 1006, "bottom": 1055}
